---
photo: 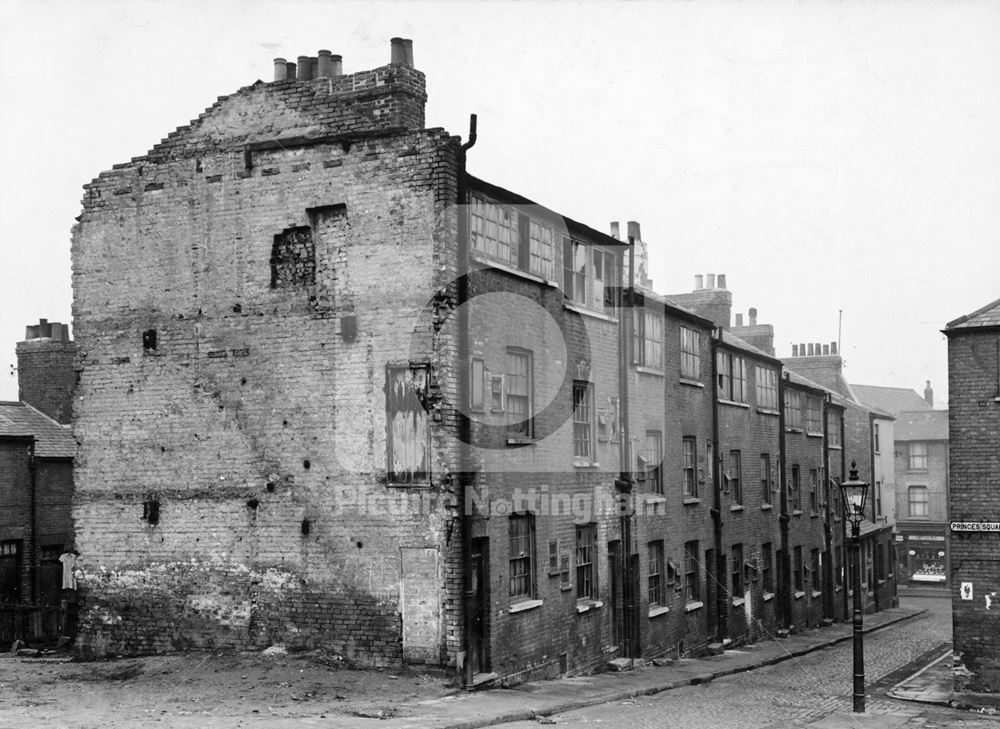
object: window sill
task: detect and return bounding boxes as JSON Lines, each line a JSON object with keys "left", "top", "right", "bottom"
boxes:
{"left": 730, "top": 505, "right": 744, "bottom": 512}
{"left": 573, "top": 458, "right": 600, "bottom": 468}
{"left": 761, "top": 504, "right": 773, "bottom": 511}
{"left": 679, "top": 378, "right": 704, "bottom": 389}
{"left": 794, "top": 591, "right": 806, "bottom": 600}
{"left": 732, "top": 597, "right": 746, "bottom": 607}
{"left": 810, "top": 512, "right": 820, "bottom": 519}
{"left": 563, "top": 302, "right": 618, "bottom": 323}
{"left": 829, "top": 445, "right": 842, "bottom": 451}
{"left": 811, "top": 590, "right": 822, "bottom": 599}
{"left": 792, "top": 510, "right": 803, "bottom": 517}
{"left": 763, "top": 592, "right": 775, "bottom": 602}
{"left": 683, "top": 497, "right": 701, "bottom": 506}
{"left": 576, "top": 600, "right": 603, "bottom": 614}
{"left": 636, "top": 366, "right": 664, "bottom": 377}
{"left": 756, "top": 407, "right": 780, "bottom": 417}
{"left": 685, "top": 601, "right": 704, "bottom": 613}
{"left": 718, "top": 399, "right": 750, "bottom": 409}
{"left": 506, "top": 437, "right": 538, "bottom": 446}
{"left": 644, "top": 495, "right": 668, "bottom": 505}
{"left": 471, "top": 255, "right": 558, "bottom": 288}
{"left": 648, "top": 605, "right": 670, "bottom": 619}
{"left": 785, "top": 427, "right": 803, "bottom": 434}
{"left": 806, "top": 431, "right": 824, "bottom": 439}
{"left": 509, "top": 598, "right": 543, "bottom": 614}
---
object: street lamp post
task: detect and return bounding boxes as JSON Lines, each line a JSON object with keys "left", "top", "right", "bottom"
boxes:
{"left": 839, "top": 460, "right": 870, "bottom": 713}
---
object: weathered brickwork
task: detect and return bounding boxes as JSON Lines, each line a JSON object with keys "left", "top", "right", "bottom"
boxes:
{"left": 945, "top": 311, "right": 1000, "bottom": 694}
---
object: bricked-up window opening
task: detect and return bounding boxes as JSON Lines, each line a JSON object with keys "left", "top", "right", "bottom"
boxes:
{"left": 646, "top": 430, "right": 663, "bottom": 495}
{"left": 811, "top": 548, "right": 821, "bottom": 592}
{"left": 875, "top": 481, "right": 883, "bottom": 518}
{"left": 648, "top": 540, "right": 664, "bottom": 606}
{"left": 563, "top": 238, "right": 587, "bottom": 305}
{"left": 270, "top": 226, "right": 315, "bottom": 289}
{"left": 38, "top": 544, "right": 63, "bottom": 606}
{"left": 508, "top": 514, "right": 536, "bottom": 601}
{"left": 717, "top": 352, "right": 748, "bottom": 403}
{"left": 908, "top": 442, "right": 928, "bottom": 471}
{"left": 785, "top": 389, "right": 802, "bottom": 429}
{"left": 548, "top": 539, "right": 559, "bottom": 575}
{"left": 755, "top": 366, "right": 778, "bottom": 410}
{"left": 386, "top": 364, "right": 430, "bottom": 484}
{"left": 506, "top": 349, "right": 533, "bottom": 438}
{"left": 684, "top": 540, "right": 700, "bottom": 603}
{"left": 791, "top": 465, "right": 801, "bottom": 512}
{"left": 142, "top": 329, "right": 157, "bottom": 351}
{"left": 469, "top": 358, "right": 485, "bottom": 411}
{"left": 809, "top": 469, "right": 819, "bottom": 513}
{"left": 731, "top": 544, "right": 744, "bottom": 597}
{"left": 0, "top": 540, "right": 22, "bottom": 602}
{"left": 805, "top": 396, "right": 822, "bottom": 434}
{"left": 575, "top": 523, "right": 597, "bottom": 601}
{"left": 572, "top": 381, "right": 594, "bottom": 460}
{"left": 794, "top": 546, "right": 804, "bottom": 593}
{"left": 873, "top": 422, "right": 881, "bottom": 453}
{"left": 761, "top": 542, "right": 773, "bottom": 593}
{"left": 908, "top": 485, "right": 929, "bottom": 517}
{"left": 760, "top": 454, "right": 772, "bottom": 506}
{"left": 681, "top": 327, "right": 701, "bottom": 380}
{"left": 728, "top": 450, "right": 742, "bottom": 504}
{"left": 682, "top": 437, "right": 697, "bottom": 497}
{"left": 142, "top": 498, "right": 160, "bottom": 525}
{"left": 827, "top": 410, "right": 842, "bottom": 448}
{"left": 470, "top": 196, "right": 516, "bottom": 265}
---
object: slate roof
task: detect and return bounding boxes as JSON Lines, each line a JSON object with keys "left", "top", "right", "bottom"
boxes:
{"left": 895, "top": 410, "right": 949, "bottom": 441}
{"left": 0, "top": 402, "right": 77, "bottom": 458}
{"left": 718, "top": 330, "right": 778, "bottom": 361}
{"left": 852, "top": 385, "right": 932, "bottom": 417}
{"left": 946, "top": 297, "right": 1000, "bottom": 330}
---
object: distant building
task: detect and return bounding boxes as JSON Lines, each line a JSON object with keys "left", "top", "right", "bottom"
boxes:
{"left": 0, "top": 320, "right": 77, "bottom": 645}
{"left": 945, "top": 297, "right": 1000, "bottom": 696}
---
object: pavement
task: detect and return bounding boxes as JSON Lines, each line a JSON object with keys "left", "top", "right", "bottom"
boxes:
{"left": 328, "top": 606, "right": 927, "bottom": 729}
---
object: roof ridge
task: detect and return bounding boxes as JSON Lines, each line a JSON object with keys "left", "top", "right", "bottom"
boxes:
{"left": 946, "top": 296, "right": 1000, "bottom": 329}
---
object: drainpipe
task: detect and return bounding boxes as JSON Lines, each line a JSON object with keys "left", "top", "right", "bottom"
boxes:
{"left": 868, "top": 411, "right": 879, "bottom": 613}
{"left": 458, "top": 114, "right": 477, "bottom": 690}
{"left": 778, "top": 370, "right": 791, "bottom": 630}
{"left": 618, "top": 236, "right": 636, "bottom": 659}
{"left": 710, "top": 332, "right": 725, "bottom": 644}
{"left": 29, "top": 440, "right": 38, "bottom": 605}
{"left": 821, "top": 394, "right": 833, "bottom": 622}
{"left": 841, "top": 411, "right": 849, "bottom": 621}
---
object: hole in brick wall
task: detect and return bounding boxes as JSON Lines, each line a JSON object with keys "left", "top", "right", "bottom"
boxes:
{"left": 247, "top": 498, "right": 260, "bottom": 510}
{"left": 270, "top": 226, "right": 315, "bottom": 289}
{"left": 142, "top": 499, "right": 160, "bottom": 525}
{"left": 233, "top": 303, "right": 242, "bottom": 313}
{"left": 301, "top": 519, "right": 311, "bottom": 536}
{"left": 241, "top": 377, "right": 247, "bottom": 386}
{"left": 356, "top": 541, "right": 363, "bottom": 549}
{"left": 266, "top": 482, "right": 276, "bottom": 493}
{"left": 283, "top": 420, "right": 289, "bottom": 427}
{"left": 142, "top": 329, "right": 157, "bottom": 350}
{"left": 303, "top": 459, "right": 311, "bottom": 470}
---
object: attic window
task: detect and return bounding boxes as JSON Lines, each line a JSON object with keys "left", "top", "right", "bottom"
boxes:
{"left": 270, "top": 226, "right": 315, "bottom": 288}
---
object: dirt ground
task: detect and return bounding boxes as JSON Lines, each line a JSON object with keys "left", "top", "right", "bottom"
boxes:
{"left": 0, "top": 648, "right": 456, "bottom": 728}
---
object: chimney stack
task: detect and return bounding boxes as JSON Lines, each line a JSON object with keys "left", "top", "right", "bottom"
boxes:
{"left": 694, "top": 274, "right": 703, "bottom": 290}
{"left": 924, "top": 380, "right": 934, "bottom": 407}
{"left": 735, "top": 313, "right": 744, "bottom": 327}
{"left": 391, "top": 37, "right": 407, "bottom": 65}
{"left": 610, "top": 221, "right": 620, "bottom": 240}
{"left": 706, "top": 273, "right": 716, "bottom": 289}
{"left": 749, "top": 307, "right": 757, "bottom": 326}
{"left": 717, "top": 273, "right": 727, "bottom": 290}
{"left": 627, "top": 221, "right": 642, "bottom": 242}
{"left": 16, "top": 319, "right": 76, "bottom": 424}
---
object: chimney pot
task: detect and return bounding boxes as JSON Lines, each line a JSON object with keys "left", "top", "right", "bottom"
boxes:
{"left": 403, "top": 38, "right": 414, "bottom": 66}
{"left": 694, "top": 274, "right": 703, "bottom": 290}
{"left": 799, "top": 342, "right": 806, "bottom": 356}
{"left": 735, "top": 313, "right": 744, "bottom": 327}
{"left": 823, "top": 344, "right": 830, "bottom": 355}
{"left": 815, "top": 342, "right": 822, "bottom": 357}
{"left": 610, "top": 221, "right": 620, "bottom": 240}
{"left": 331, "top": 54, "right": 343, "bottom": 77}
{"left": 706, "top": 273, "right": 716, "bottom": 289}
{"left": 285, "top": 61, "right": 297, "bottom": 79}
{"left": 924, "top": 380, "right": 934, "bottom": 407}
{"left": 390, "top": 37, "right": 406, "bottom": 65}
{"left": 717, "top": 273, "right": 727, "bottom": 290}
{"left": 807, "top": 343, "right": 815, "bottom": 356}
{"left": 627, "top": 221, "right": 641, "bottom": 241}
{"left": 831, "top": 341, "right": 838, "bottom": 355}
{"left": 317, "top": 50, "right": 333, "bottom": 78}
{"left": 273, "top": 57, "right": 289, "bottom": 81}
{"left": 296, "top": 56, "right": 311, "bottom": 81}
{"left": 792, "top": 344, "right": 799, "bottom": 357}
{"left": 749, "top": 307, "right": 757, "bottom": 326}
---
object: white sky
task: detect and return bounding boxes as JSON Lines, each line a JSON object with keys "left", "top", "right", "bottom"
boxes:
{"left": 2, "top": 0, "right": 998, "bottom": 406}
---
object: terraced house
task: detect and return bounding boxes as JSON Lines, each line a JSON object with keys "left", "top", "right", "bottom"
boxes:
{"left": 70, "top": 40, "right": 896, "bottom": 686}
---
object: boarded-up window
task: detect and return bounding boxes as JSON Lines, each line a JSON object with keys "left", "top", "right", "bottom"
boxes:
{"left": 387, "top": 364, "right": 430, "bottom": 484}
{"left": 0, "top": 541, "right": 22, "bottom": 603}
{"left": 270, "top": 226, "right": 315, "bottom": 288}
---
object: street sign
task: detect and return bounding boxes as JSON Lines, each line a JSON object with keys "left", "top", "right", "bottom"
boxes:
{"left": 951, "top": 522, "right": 1000, "bottom": 532}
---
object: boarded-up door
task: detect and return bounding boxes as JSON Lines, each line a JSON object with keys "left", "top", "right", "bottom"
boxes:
{"left": 400, "top": 547, "right": 440, "bottom": 663}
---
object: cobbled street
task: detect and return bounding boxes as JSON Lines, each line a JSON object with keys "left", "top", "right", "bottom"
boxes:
{"left": 504, "top": 594, "right": 1000, "bottom": 729}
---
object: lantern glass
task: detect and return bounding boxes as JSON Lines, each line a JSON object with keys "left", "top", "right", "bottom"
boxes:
{"left": 839, "top": 460, "right": 869, "bottom": 524}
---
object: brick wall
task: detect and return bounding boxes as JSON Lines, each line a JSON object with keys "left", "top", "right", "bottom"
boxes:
{"left": 947, "top": 328, "right": 1000, "bottom": 693}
